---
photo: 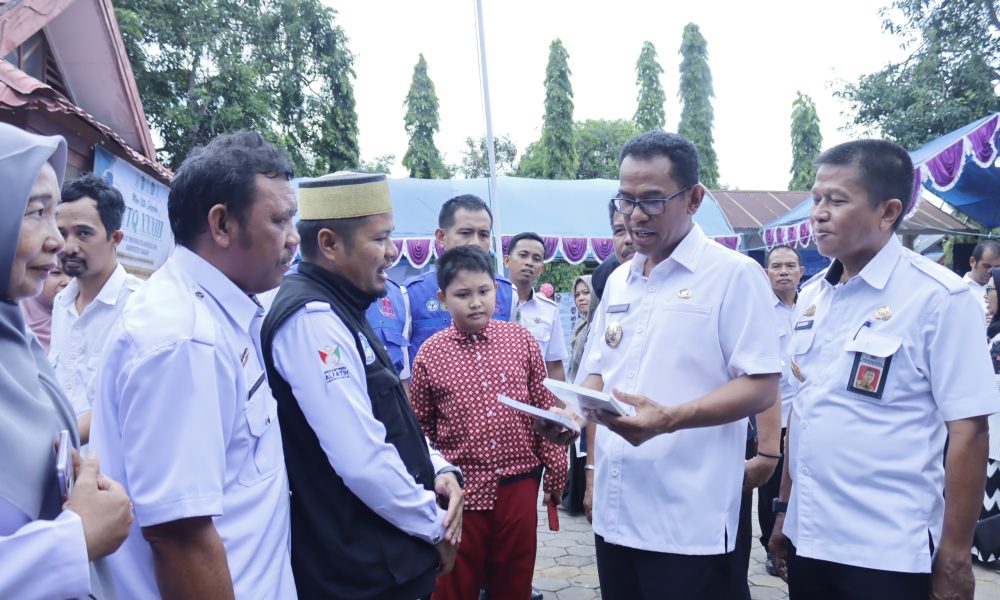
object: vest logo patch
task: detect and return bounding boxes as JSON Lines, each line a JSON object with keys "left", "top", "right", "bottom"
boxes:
{"left": 359, "top": 333, "right": 377, "bottom": 365}
{"left": 380, "top": 297, "right": 396, "bottom": 318}
{"left": 426, "top": 298, "right": 440, "bottom": 312}
{"left": 318, "top": 345, "right": 341, "bottom": 366}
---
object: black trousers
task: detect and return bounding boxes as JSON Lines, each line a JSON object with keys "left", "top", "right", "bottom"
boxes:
{"left": 725, "top": 439, "right": 756, "bottom": 600}
{"left": 757, "top": 427, "right": 787, "bottom": 550}
{"left": 788, "top": 550, "right": 930, "bottom": 600}
{"left": 595, "top": 534, "right": 731, "bottom": 600}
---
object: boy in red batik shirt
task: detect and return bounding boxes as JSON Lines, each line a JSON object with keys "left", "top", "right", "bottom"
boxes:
{"left": 410, "top": 246, "right": 568, "bottom": 600}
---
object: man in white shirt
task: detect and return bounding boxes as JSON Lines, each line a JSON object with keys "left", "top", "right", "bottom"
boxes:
{"left": 50, "top": 174, "right": 141, "bottom": 443}
{"left": 506, "top": 231, "right": 568, "bottom": 381}
{"left": 964, "top": 240, "right": 998, "bottom": 318}
{"left": 757, "top": 244, "right": 804, "bottom": 576}
{"left": 768, "top": 139, "right": 997, "bottom": 599}
{"left": 582, "top": 131, "right": 781, "bottom": 598}
{"left": 89, "top": 131, "right": 299, "bottom": 599}
{"left": 260, "top": 172, "right": 463, "bottom": 599}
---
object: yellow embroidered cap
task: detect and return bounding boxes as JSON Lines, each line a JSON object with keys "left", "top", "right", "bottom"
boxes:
{"left": 298, "top": 171, "right": 392, "bottom": 220}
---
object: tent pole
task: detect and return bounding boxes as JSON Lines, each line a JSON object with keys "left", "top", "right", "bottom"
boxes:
{"left": 473, "top": 0, "right": 503, "bottom": 274}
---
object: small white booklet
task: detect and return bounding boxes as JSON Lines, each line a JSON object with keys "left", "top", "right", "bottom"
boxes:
{"left": 542, "top": 379, "right": 630, "bottom": 417}
{"left": 497, "top": 395, "right": 581, "bottom": 432}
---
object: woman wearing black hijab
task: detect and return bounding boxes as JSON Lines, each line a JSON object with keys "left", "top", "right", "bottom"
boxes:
{"left": 0, "top": 123, "right": 132, "bottom": 598}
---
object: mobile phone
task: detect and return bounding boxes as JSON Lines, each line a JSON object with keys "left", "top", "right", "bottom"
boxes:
{"left": 55, "top": 429, "right": 73, "bottom": 501}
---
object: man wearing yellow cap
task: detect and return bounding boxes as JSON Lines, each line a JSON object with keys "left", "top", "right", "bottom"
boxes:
{"left": 260, "top": 172, "right": 464, "bottom": 599}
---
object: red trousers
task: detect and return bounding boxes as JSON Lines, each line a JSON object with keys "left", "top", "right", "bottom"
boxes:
{"left": 432, "top": 476, "right": 539, "bottom": 600}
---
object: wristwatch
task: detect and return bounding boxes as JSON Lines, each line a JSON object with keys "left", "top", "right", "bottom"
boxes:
{"left": 436, "top": 465, "right": 464, "bottom": 489}
{"left": 772, "top": 498, "right": 788, "bottom": 514}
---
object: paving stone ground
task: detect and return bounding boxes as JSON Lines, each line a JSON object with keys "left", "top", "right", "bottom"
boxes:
{"left": 532, "top": 490, "right": 1000, "bottom": 599}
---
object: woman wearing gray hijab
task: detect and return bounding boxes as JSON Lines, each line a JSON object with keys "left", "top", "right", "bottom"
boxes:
{"left": 0, "top": 123, "right": 132, "bottom": 599}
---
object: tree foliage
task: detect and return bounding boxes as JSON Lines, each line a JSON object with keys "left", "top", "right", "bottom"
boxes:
{"left": 634, "top": 41, "right": 666, "bottom": 133}
{"left": 458, "top": 135, "right": 519, "bottom": 178}
{"left": 357, "top": 155, "right": 395, "bottom": 175}
{"left": 540, "top": 39, "right": 578, "bottom": 179}
{"left": 537, "top": 260, "right": 587, "bottom": 293}
{"left": 575, "top": 119, "right": 639, "bottom": 179}
{"left": 788, "top": 92, "right": 823, "bottom": 191}
{"left": 677, "top": 23, "right": 719, "bottom": 188}
{"left": 402, "top": 54, "right": 448, "bottom": 179}
{"left": 115, "top": 0, "right": 359, "bottom": 174}
{"left": 838, "top": 0, "right": 1000, "bottom": 149}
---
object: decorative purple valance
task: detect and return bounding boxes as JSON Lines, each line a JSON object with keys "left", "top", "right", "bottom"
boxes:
{"left": 405, "top": 239, "right": 433, "bottom": 268}
{"left": 501, "top": 235, "right": 511, "bottom": 257}
{"left": 434, "top": 240, "right": 445, "bottom": 258}
{"left": 925, "top": 140, "right": 965, "bottom": 192}
{"left": 591, "top": 237, "right": 615, "bottom": 261}
{"left": 542, "top": 236, "right": 559, "bottom": 261}
{"left": 969, "top": 114, "right": 999, "bottom": 167}
{"left": 712, "top": 236, "right": 740, "bottom": 251}
{"left": 561, "top": 237, "right": 589, "bottom": 264}
{"left": 389, "top": 239, "right": 404, "bottom": 267}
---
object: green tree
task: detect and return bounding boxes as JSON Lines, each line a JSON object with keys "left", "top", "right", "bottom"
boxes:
{"left": 634, "top": 41, "right": 666, "bottom": 132}
{"left": 115, "top": 0, "right": 359, "bottom": 174}
{"left": 402, "top": 54, "right": 447, "bottom": 179}
{"left": 458, "top": 135, "right": 519, "bottom": 178}
{"left": 537, "top": 261, "right": 586, "bottom": 293}
{"left": 540, "top": 39, "right": 578, "bottom": 179}
{"left": 839, "top": 0, "right": 999, "bottom": 149}
{"left": 516, "top": 141, "right": 545, "bottom": 178}
{"left": 575, "top": 119, "right": 639, "bottom": 179}
{"left": 677, "top": 23, "right": 719, "bottom": 188}
{"left": 357, "top": 154, "right": 395, "bottom": 175}
{"left": 788, "top": 92, "right": 823, "bottom": 191}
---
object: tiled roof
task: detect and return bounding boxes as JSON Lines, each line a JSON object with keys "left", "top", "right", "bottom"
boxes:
{"left": 0, "top": 58, "right": 171, "bottom": 182}
{"left": 712, "top": 189, "right": 973, "bottom": 234}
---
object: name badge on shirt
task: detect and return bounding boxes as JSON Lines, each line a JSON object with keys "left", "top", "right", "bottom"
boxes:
{"left": 794, "top": 320, "right": 814, "bottom": 330}
{"left": 847, "top": 352, "right": 891, "bottom": 400}
{"left": 607, "top": 303, "right": 630, "bottom": 314}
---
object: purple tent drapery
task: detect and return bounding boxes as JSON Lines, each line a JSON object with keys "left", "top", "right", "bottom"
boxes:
{"left": 389, "top": 239, "right": 404, "bottom": 267}
{"left": 434, "top": 240, "right": 445, "bottom": 258}
{"left": 591, "top": 238, "right": 615, "bottom": 261}
{"left": 970, "top": 114, "right": 999, "bottom": 167}
{"left": 925, "top": 140, "right": 965, "bottom": 192}
{"left": 405, "top": 239, "right": 433, "bottom": 268}
{"left": 501, "top": 236, "right": 511, "bottom": 256}
{"left": 542, "top": 236, "right": 559, "bottom": 261}
{"left": 561, "top": 237, "right": 589, "bottom": 264}
{"left": 713, "top": 236, "right": 739, "bottom": 251}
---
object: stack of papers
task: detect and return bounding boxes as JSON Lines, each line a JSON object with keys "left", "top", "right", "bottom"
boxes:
{"left": 497, "top": 395, "right": 581, "bottom": 432}
{"left": 542, "top": 379, "right": 630, "bottom": 417}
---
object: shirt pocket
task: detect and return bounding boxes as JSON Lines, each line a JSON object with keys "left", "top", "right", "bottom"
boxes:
{"left": 238, "top": 377, "right": 281, "bottom": 486}
{"left": 842, "top": 329, "right": 903, "bottom": 404}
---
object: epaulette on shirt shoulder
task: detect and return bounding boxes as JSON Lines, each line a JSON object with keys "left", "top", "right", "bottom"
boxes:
{"left": 535, "top": 293, "right": 557, "bottom": 306}
{"left": 496, "top": 274, "right": 512, "bottom": 284}
{"left": 304, "top": 300, "right": 332, "bottom": 313}
{"left": 403, "top": 271, "right": 433, "bottom": 288}
{"left": 909, "top": 254, "right": 968, "bottom": 295}
{"left": 800, "top": 270, "right": 827, "bottom": 290}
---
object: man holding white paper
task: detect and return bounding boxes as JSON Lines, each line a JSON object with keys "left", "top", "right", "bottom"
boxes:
{"left": 580, "top": 131, "right": 781, "bottom": 599}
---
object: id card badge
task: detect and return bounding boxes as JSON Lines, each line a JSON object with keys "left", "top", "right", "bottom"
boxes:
{"left": 847, "top": 352, "right": 891, "bottom": 400}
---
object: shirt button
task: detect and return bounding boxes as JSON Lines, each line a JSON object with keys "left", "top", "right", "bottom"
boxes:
{"left": 611, "top": 468, "right": 620, "bottom": 477}
{"left": 647, "top": 286, "right": 656, "bottom": 293}
{"left": 491, "top": 440, "right": 497, "bottom": 448}
{"left": 482, "top": 381, "right": 489, "bottom": 388}
{"left": 487, "top": 410, "right": 494, "bottom": 417}
{"left": 800, "top": 467, "right": 811, "bottom": 477}
{"left": 627, "top": 371, "right": 635, "bottom": 379}
{"left": 495, "top": 468, "right": 502, "bottom": 474}
{"left": 801, "top": 421, "right": 808, "bottom": 430}
{"left": 825, "top": 335, "right": 833, "bottom": 342}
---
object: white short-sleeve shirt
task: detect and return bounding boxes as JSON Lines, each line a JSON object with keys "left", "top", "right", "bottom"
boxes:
{"left": 784, "top": 236, "right": 1000, "bottom": 573}
{"left": 518, "top": 291, "right": 568, "bottom": 362}
{"left": 0, "top": 499, "right": 91, "bottom": 600}
{"left": 89, "top": 246, "right": 296, "bottom": 599}
{"left": 49, "top": 263, "right": 141, "bottom": 415}
{"left": 583, "top": 224, "right": 781, "bottom": 555}
{"left": 774, "top": 297, "right": 798, "bottom": 425}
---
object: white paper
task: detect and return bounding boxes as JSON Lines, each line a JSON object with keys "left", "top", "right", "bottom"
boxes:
{"left": 542, "top": 379, "right": 630, "bottom": 416}
{"left": 497, "top": 395, "right": 580, "bottom": 432}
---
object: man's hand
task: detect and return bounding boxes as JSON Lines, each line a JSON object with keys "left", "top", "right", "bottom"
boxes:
{"left": 767, "top": 513, "right": 790, "bottom": 583}
{"left": 64, "top": 453, "right": 133, "bottom": 560}
{"left": 435, "top": 538, "right": 458, "bottom": 575}
{"left": 583, "top": 469, "right": 594, "bottom": 523}
{"left": 587, "top": 388, "right": 670, "bottom": 447}
{"left": 930, "top": 545, "right": 975, "bottom": 599}
{"left": 533, "top": 407, "right": 584, "bottom": 446}
{"left": 434, "top": 472, "right": 464, "bottom": 545}
{"left": 742, "top": 456, "right": 778, "bottom": 495}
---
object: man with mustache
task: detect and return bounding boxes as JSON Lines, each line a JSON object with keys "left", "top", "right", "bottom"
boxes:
{"left": 49, "top": 174, "right": 141, "bottom": 443}
{"left": 261, "top": 171, "right": 464, "bottom": 599}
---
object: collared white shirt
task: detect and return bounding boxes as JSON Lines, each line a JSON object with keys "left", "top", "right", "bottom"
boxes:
{"left": 963, "top": 272, "right": 989, "bottom": 316}
{"left": 583, "top": 224, "right": 781, "bottom": 554}
{"left": 0, "top": 499, "right": 91, "bottom": 600}
{"left": 89, "top": 246, "right": 296, "bottom": 599}
{"left": 271, "top": 301, "right": 449, "bottom": 544}
{"left": 49, "top": 263, "right": 141, "bottom": 415}
{"left": 518, "top": 290, "right": 568, "bottom": 362}
{"left": 784, "top": 235, "right": 999, "bottom": 573}
{"left": 774, "top": 296, "right": 798, "bottom": 425}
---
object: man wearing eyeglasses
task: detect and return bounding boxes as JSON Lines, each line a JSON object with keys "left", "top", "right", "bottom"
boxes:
{"left": 580, "top": 131, "right": 781, "bottom": 598}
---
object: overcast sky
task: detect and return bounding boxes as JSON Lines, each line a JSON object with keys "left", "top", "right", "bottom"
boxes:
{"left": 328, "top": 0, "right": 908, "bottom": 190}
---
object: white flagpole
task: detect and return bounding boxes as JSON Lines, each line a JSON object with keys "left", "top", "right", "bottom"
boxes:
{"left": 473, "top": 0, "right": 503, "bottom": 274}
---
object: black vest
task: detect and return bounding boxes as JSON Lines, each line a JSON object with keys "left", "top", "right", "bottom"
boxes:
{"left": 261, "top": 263, "right": 439, "bottom": 599}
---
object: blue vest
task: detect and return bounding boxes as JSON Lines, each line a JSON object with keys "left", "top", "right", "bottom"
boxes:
{"left": 364, "top": 280, "right": 409, "bottom": 377}
{"left": 405, "top": 269, "right": 515, "bottom": 363}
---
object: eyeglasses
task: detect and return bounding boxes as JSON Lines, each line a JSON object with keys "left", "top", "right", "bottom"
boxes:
{"left": 613, "top": 185, "right": 692, "bottom": 216}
